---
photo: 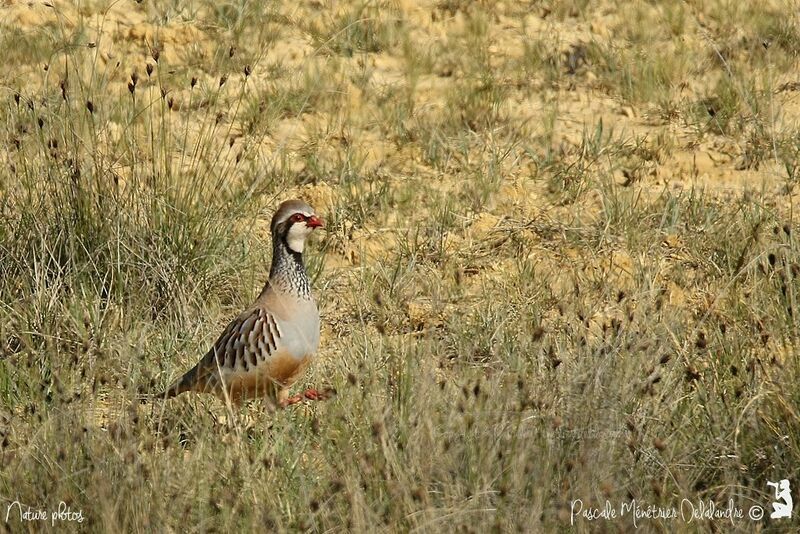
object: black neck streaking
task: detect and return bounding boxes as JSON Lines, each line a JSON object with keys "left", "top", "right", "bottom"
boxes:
{"left": 268, "top": 237, "right": 311, "bottom": 299}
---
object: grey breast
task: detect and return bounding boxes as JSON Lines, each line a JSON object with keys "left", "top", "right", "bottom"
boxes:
{"left": 274, "top": 298, "right": 320, "bottom": 361}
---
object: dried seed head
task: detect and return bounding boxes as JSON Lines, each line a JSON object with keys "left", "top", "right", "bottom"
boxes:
{"left": 128, "top": 81, "right": 135, "bottom": 94}
{"left": 191, "top": 76, "right": 198, "bottom": 88}
{"left": 160, "top": 87, "right": 167, "bottom": 99}
{"left": 371, "top": 421, "right": 383, "bottom": 438}
{"left": 219, "top": 74, "right": 228, "bottom": 87}
{"left": 244, "top": 65, "right": 252, "bottom": 77}
{"left": 13, "top": 93, "right": 20, "bottom": 105}
{"left": 131, "top": 71, "right": 139, "bottom": 85}
{"left": 87, "top": 42, "right": 96, "bottom": 48}
{"left": 695, "top": 332, "right": 707, "bottom": 350}
{"left": 167, "top": 97, "right": 174, "bottom": 110}
{"left": 229, "top": 46, "right": 236, "bottom": 58}
{"left": 86, "top": 100, "right": 94, "bottom": 114}
{"left": 532, "top": 326, "right": 545, "bottom": 341}
{"left": 625, "top": 417, "right": 636, "bottom": 433}
{"left": 60, "top": 79, "right": 67, "bottom": 101}
{"left": 146, "top": 63, "right": 154, "bottom": 77}
{"left": 684, "top": 366, "right": 701, "bottom": 382}
{"left": 151, "top": 47, "right": 160, "bottom": 62}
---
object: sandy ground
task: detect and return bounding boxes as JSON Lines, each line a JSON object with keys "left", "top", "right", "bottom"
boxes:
{"left": 4, "top": 0, "right": 797, "bottom": 200}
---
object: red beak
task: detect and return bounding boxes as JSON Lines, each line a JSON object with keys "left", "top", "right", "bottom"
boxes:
{"left": 307, "top": 215, "right": 324, "bottom": 229}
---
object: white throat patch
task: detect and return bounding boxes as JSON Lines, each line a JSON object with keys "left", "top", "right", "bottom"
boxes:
{"left": 285, "top": 221, "right": 313, "bottom": 253}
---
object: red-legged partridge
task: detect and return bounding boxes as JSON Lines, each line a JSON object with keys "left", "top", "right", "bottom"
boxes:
{"left": 158, "top": 199, "right": 327, "bottom": 407}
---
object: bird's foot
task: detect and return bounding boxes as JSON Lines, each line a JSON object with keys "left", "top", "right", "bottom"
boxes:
{"left": 280, "top": 387, "right": 337, "bottom": 408}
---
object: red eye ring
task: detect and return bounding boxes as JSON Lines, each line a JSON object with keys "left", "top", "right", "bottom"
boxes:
{"left": 291, "top": 213, "right": 306, "bottom": 223}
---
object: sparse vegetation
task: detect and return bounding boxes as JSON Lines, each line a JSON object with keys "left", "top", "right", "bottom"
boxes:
{"left": 1, "top": 1, "right": 799, "bottom": 532}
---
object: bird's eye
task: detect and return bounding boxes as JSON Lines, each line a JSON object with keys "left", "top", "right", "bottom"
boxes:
{"left": 291, "top": 213, "right": 306, "bottom": 223}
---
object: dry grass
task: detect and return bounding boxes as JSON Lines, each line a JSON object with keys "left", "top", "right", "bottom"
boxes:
{"left": 1, "top": 0, "right": 799, "bottom": 532}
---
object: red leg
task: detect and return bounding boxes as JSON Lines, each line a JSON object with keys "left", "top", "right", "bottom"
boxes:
{"left": 303, "top": 387, "right": 336, "bottom": 400}
{"left": 279, "top": 387, "right": 336, "bottom": 407}
{"left": 279, "top": 394, "right": 304, "bottom": 408}
{"left": 302, "top": 388, "right": 322, "bottom": 400}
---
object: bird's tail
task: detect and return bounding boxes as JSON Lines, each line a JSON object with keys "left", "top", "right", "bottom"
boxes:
{"left": 141, "top": 351, "right": 218, "bottom": 403}
{"left": 147, "top": 383, "right": 185, "bottom": 401}
{"left": 139, "top": 370, "right": 197, "bottom": 403}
